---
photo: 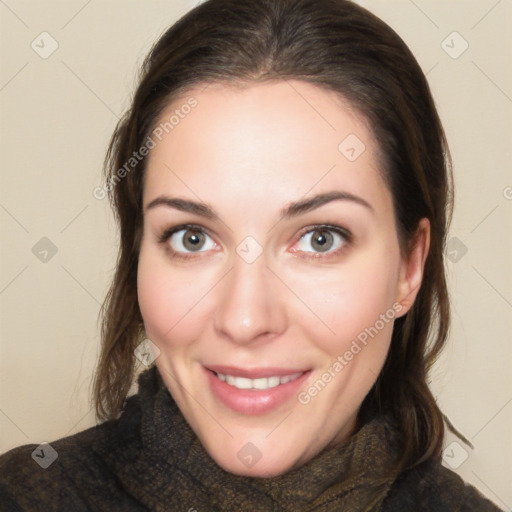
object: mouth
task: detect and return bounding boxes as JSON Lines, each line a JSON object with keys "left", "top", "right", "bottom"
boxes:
{"left": 216, "top": 371, "right": 304, "bottom": 390}
{"left": 204, "top": 365, "right": 311, "bottom": 415}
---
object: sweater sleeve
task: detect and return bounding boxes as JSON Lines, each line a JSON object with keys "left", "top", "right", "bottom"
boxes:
{"left": 382, "top": 458, "right": 504, "bottom": 511}
{"left": 0, "top": 426, "right": 146, "bottom": 512}
{"left": 0, "top": 442, "right": 79, "bottom": 511}
{"left": 459, "top": 482, "right": 505, "bottom": 512}
{"left": 0, "top": 481, "right": 25, "bottom": 512}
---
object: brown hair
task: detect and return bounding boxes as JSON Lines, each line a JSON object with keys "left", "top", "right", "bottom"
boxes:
{"left": 93, "top": 0, "right": 454, "bottom": 477}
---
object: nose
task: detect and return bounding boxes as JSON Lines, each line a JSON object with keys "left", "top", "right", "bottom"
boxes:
{"left": 213, "top": 255, "right": 288, "bottom": 346}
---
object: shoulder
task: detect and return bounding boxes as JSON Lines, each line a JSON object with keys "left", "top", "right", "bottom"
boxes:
{"left": 0, "top": 410, "right": 144, "bottom": 511}
{"left": 383, "top": 457, "right": 504, "bottom": 511}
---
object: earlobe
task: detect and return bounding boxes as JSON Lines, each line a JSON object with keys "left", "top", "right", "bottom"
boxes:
{"left": 396, "top": 218, "right": 430, "bottom": 316}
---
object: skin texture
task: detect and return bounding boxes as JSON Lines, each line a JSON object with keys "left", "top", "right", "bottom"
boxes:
{"left": 137, "top": 80, "right": 429, "bottom": 477}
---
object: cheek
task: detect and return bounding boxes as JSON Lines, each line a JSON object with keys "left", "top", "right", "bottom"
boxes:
{"left": 136, "top": 246, "right": 211, "bottom": 345}
{"left": 288, "top": 248, "right": 400, "bottom": 353}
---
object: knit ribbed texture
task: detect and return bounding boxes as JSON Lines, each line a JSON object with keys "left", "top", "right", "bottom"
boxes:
{"left": 101, "top": 367, "right": 401, "bottom": 511}
{"left": 0, "top": 367, "right": 504, "bottom": 511}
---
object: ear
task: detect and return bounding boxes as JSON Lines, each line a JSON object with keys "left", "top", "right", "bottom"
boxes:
{"left": 395, "top": 218, "right": 430, "bottom": 317}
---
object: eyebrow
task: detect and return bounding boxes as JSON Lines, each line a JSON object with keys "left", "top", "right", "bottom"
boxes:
{"left": 145, "top": 190, "right": 373, "bottom": 220}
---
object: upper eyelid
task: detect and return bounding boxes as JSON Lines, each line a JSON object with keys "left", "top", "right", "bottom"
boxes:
{"left": 160, "top": 223, "right": 349, "bottom": 237}
{"left": 159, "top": 223, "right": 214, "bottom": 241}
{"left": 297, "top": 224, "right": 350, "bottom": 236}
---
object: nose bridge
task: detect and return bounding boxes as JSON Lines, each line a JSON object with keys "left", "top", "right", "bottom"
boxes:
{"left": 213, "top": 253, "right": 287, "bottom": 345}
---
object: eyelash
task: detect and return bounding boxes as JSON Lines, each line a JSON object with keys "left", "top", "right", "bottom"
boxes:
{"left": 157, "top": 223, "right": 353, "bottom": 261}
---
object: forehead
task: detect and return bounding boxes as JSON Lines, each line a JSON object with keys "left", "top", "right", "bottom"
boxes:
{"left": 143, "top": 80, "right": 388, "bottom": 213}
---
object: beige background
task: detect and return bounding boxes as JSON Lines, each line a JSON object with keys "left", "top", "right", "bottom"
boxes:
{"left": 1, "top": 0, "right": 511, "bottom": 508}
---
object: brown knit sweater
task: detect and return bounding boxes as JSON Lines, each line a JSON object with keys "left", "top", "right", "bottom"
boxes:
{"left": 0, "top": 367, "right": 503, "bottom": 511}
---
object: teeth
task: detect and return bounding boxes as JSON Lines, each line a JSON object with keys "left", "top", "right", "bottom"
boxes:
{"left": 216, "top": 372, "right": 303, "bottom": 390}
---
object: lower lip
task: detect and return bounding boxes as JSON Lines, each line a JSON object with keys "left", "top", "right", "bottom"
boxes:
{"left": 205, "top": 367, "right": 310, "bottom": 415}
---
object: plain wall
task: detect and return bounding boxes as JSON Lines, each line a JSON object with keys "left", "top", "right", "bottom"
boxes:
{"left": 1, "top": 0, "right": 511, "bottom": 508}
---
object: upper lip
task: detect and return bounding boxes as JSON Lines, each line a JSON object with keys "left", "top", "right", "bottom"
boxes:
{"left": 205, "top": 365, "right": 309, "bottom": 379}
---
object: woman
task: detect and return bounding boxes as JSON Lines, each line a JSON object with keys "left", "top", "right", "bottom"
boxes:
{"left": 0, "top": 0, "right": 504, "bottom": 510}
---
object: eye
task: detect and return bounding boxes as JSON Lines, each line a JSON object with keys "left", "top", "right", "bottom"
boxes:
{"left": 160, "top": 225, "right": 216, "bottom": 255}
{"left": 296, "top": 226, "right": 349, "bottom": 255}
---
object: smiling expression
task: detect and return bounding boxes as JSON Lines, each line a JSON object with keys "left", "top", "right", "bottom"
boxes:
{"left": 137, "top": 79, "right": 427, "bottom": 477}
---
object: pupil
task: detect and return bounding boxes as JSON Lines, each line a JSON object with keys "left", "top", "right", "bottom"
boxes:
{"left": 312, "top": 230, "right": 332, "bottom": 252}
{"left": 184, "top": 230, "right": 204, "bottom": 250}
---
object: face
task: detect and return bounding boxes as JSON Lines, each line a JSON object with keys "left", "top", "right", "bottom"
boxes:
{"left": 137, "top": 80, "right": 427, "bottom": 477}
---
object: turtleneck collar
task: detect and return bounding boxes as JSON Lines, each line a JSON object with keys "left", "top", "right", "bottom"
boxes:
{"left": 105, "top": 367, "right": 402, "bottom": 511}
